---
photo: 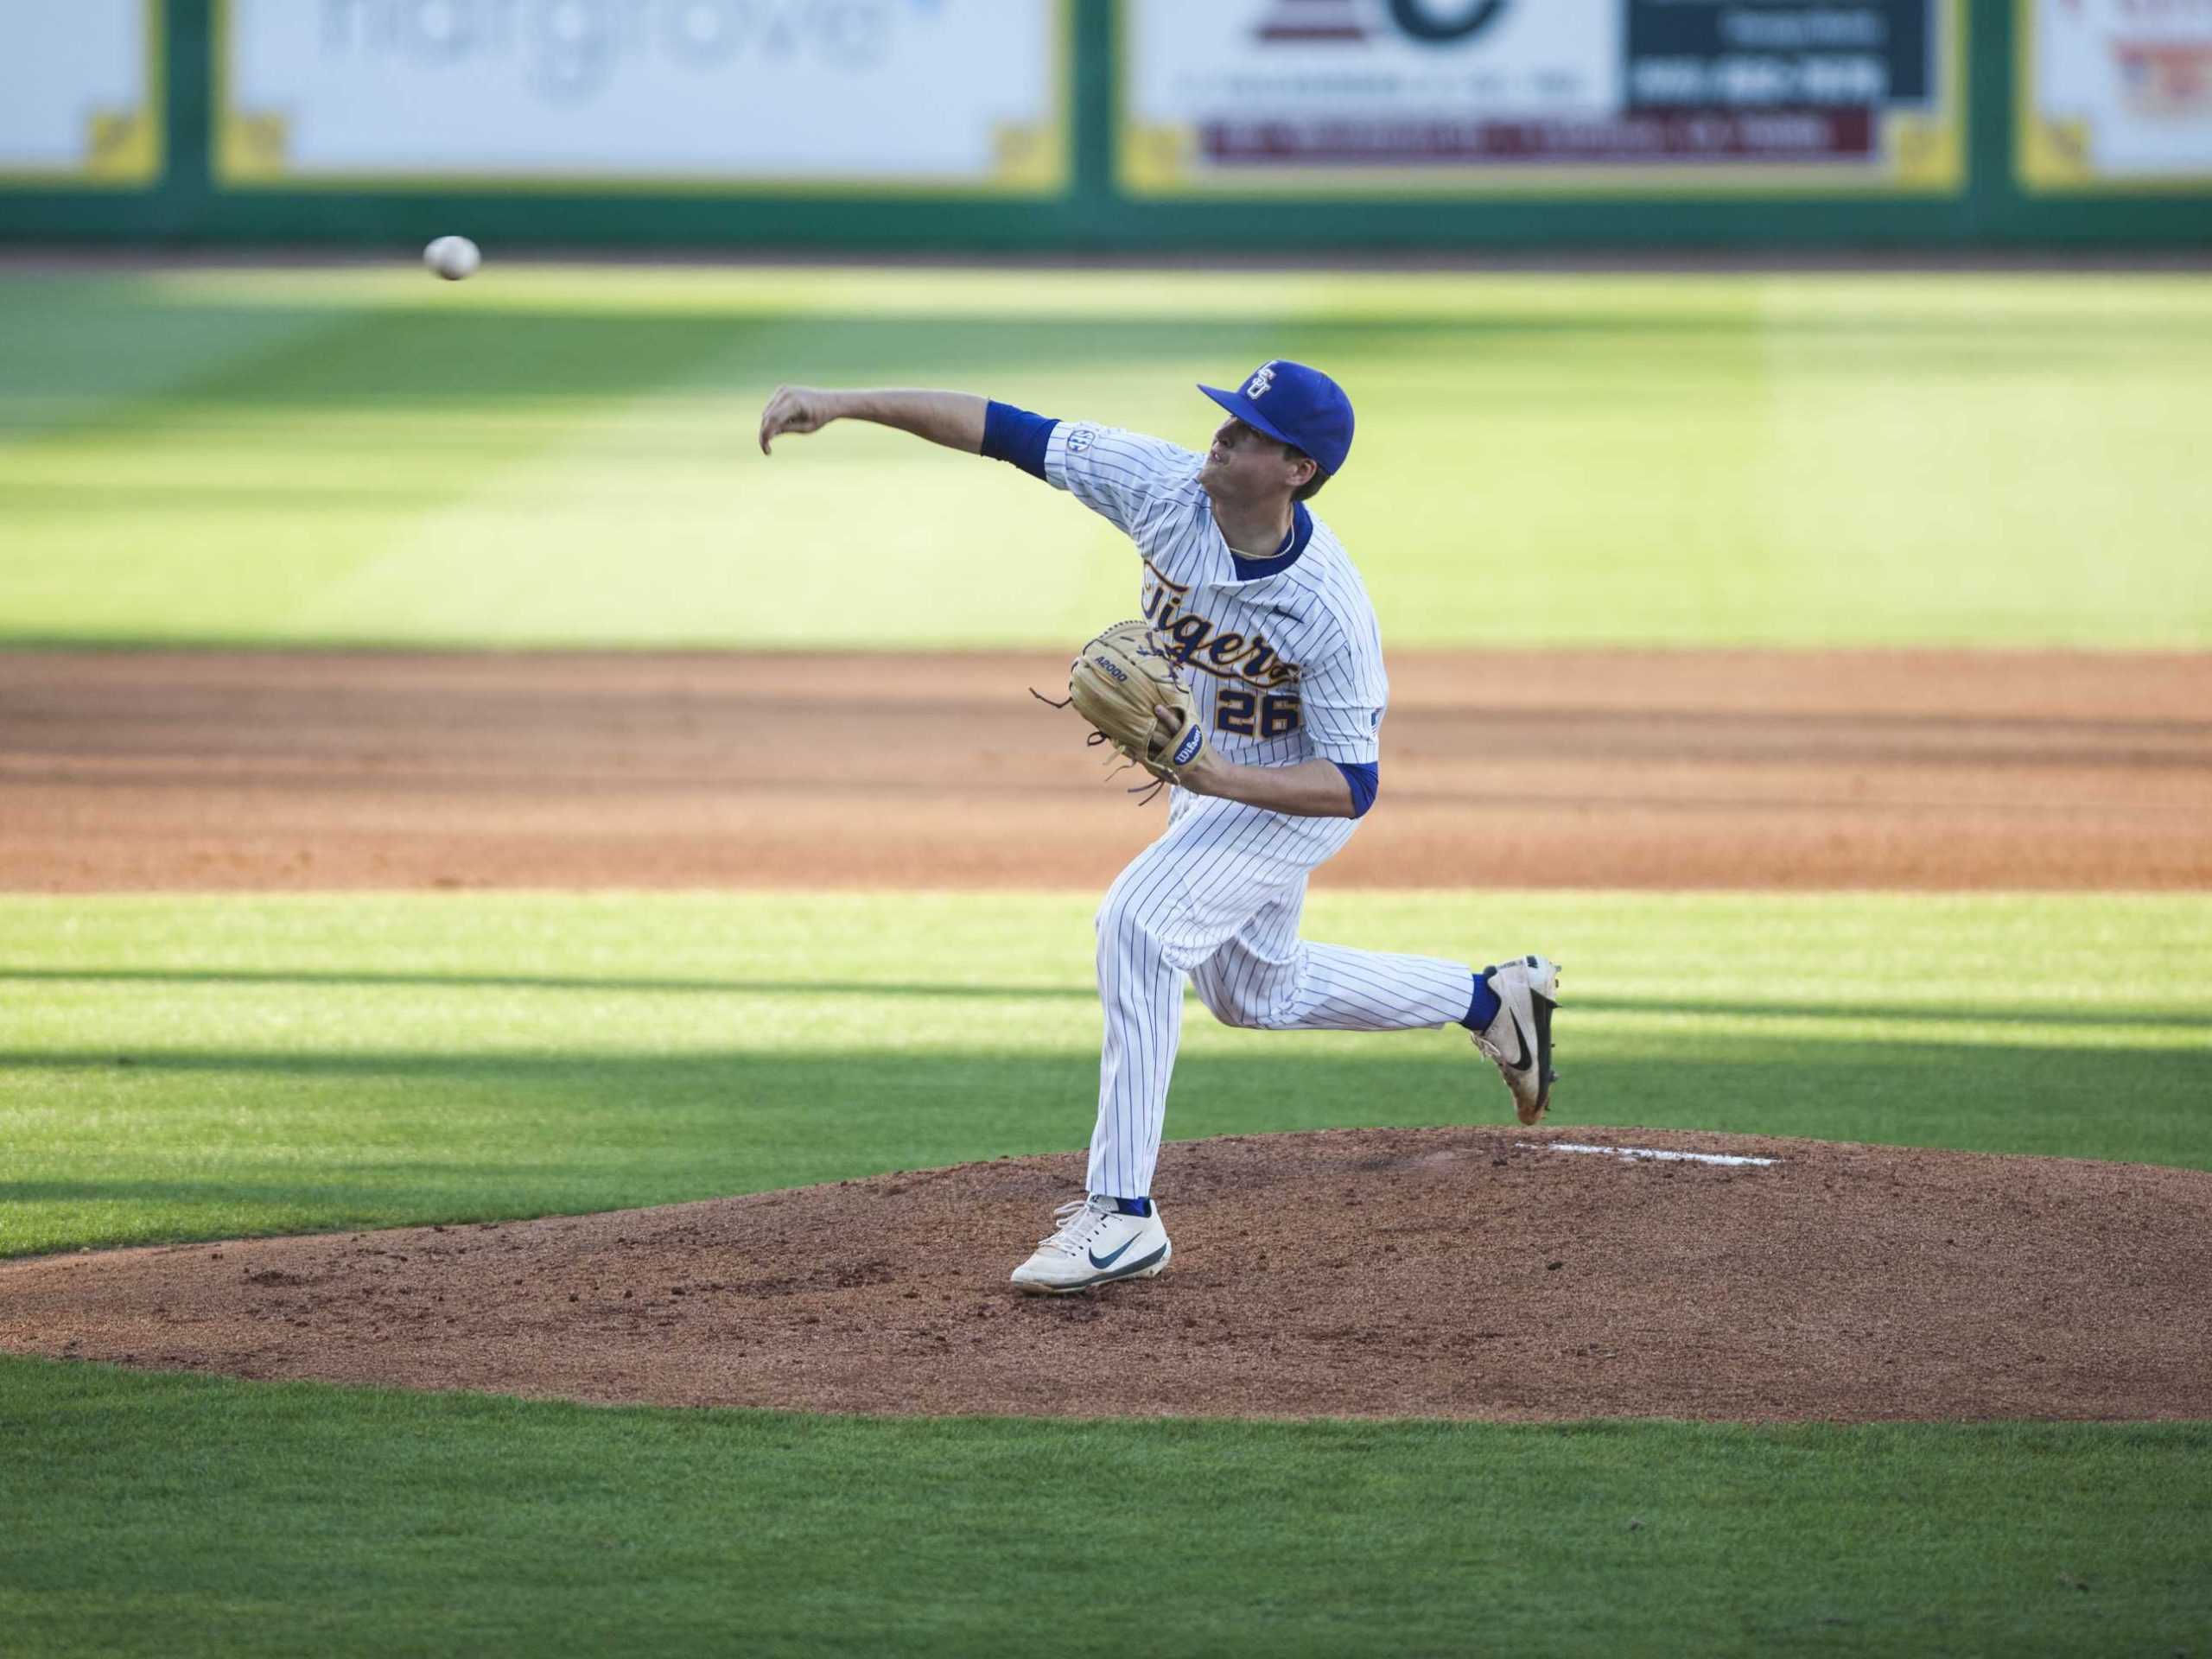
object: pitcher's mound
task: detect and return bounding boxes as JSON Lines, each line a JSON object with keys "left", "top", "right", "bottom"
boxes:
{"left": 5, "top": 1128, "right": 2208, "bottom": 1421}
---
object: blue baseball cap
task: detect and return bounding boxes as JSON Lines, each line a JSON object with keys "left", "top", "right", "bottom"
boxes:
{"left": 1198, "top": 360, "right": 1354, "bottom": 478}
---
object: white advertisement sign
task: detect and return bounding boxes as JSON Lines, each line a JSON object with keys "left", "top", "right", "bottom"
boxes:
{"left": 219, "top": 0, "right": 1066, "bottom": 192}
{"left": 1122, "top": 0, "right": 1961, "bottom": 195}
{"left": 1128, "top": 0, "right": 1620, "bottom": 168}
{"left": 2023, "top": 0, "right": 2212, "bottom": 188}
{"left": 0, "top": 0, "right": 161, "bottom": 186}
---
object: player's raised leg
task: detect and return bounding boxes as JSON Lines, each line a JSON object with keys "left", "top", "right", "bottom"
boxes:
{"left": 1187, "top": 890, "right": 1467, "bottom": 1033}
{"left": 1189, "top": 891, "right": 1561, "bottom": 1124}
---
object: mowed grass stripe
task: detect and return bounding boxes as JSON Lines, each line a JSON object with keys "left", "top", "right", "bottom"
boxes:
{"left": 1, "top": 1359, "right": 2205, "bottom": 1659}
{"left": 2, "top": 891, "right": 2205, "bottom": 1257}
{"left": 2, "top": 268, "right": 2208, "bottom": 648}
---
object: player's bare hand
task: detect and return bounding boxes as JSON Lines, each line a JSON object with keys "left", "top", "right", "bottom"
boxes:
{"left": 759, "top": 385, "right": 841, "bottom": 454}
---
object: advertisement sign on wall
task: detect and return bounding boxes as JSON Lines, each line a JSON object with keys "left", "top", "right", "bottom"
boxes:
{"left": 2019, "top": 0, "right": 2212, "bottom": 189}
{"left": 1122, "top": 0, "right": 1962, "bottom": 194}
{"left": 218, "top": 0, "right": 1069, "bottom": 193}
{"left": 0, "top": 1, "right": 162, "bottom": 188}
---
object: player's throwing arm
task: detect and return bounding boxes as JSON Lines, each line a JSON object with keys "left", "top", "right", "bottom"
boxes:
{"left": 760, "top": 385, "right": 1358, "bottom": 819}
{"left": 759, "top": 386, "right": 986, "bottom": 456}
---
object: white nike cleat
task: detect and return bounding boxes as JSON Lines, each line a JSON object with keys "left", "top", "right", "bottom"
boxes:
{"left": 1471, "top": 954, "right": 1561, "bottom": 1125}
{"left": 1009, "top": 1194, "right": 1171, "bottom": 1294}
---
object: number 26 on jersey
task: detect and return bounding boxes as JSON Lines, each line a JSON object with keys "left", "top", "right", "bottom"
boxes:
{"left": 1215, "top": 689, "right": 1300, "bottom": 738}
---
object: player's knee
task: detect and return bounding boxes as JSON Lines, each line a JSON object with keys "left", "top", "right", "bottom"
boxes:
{"left": 1209, "top": 995, "right": 1269, "bottom": 1032}
{"left": 1191, "top": 967, "right": 1268, "bottom": 1030}
{"left": 1189, "top": 970, "right": 1236, "bottom": 1026}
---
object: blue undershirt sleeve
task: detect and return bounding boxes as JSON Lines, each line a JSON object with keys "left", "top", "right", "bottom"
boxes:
{"left": 1332, "top": 760, "right": 1379, "bottom": 819}
{"left": 981, "top": 401, "right": 1058, "bottom": 480}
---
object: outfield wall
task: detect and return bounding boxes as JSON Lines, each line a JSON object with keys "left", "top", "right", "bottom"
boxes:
{"left": 2, "top": 0, "right": 2207, "bottom": 250}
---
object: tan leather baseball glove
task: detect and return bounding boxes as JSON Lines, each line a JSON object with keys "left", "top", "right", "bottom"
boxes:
{"left": 1056, "top": 620, "right": 1207, "bottom": 787}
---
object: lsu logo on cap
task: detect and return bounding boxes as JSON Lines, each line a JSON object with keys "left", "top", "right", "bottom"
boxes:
{"left": 1244, "top": 362, "right": 1278, "bottom": 399}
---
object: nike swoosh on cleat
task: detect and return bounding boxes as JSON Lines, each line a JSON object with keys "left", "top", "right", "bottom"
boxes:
{"left": 1502, "top": 1012, "right": 1533, "bottom": 1073}
{"left": 1088, "top": 1236, "right": 1141, "bottom": 1270}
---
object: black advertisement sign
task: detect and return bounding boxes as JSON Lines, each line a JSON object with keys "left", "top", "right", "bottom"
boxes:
{"left": 1627, "top": 1, "right": 1931, "bottom": 110}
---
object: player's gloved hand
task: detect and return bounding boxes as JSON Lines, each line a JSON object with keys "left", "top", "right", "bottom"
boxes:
{"left": 758, "top": 385, "right": 842, "bottom": 454}
{"left": 1051, "top": 620, "right": 1205, "bottom": 791}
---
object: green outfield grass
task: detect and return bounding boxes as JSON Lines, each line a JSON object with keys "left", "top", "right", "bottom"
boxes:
{"left": 3, "top": 889, "right": 2206, "bottom": 1258}
{"left": 5, "top": 886, "right": 2209, "bottom": 1656}
{"left": 3, "top": 1361, "right": 2206, "bottom": 1659}
{"left": 3, "top": 265, "right": 2209, "bottom": 649}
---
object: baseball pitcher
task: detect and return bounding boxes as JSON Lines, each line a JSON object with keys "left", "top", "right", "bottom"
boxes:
{"left": 759, "top": 364, "right": 1560, "bottom": 1293}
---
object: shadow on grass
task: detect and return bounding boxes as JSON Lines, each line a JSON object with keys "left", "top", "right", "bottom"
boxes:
{"left": 0, "top": 966, "right": 1099, "bottom": 999}
{"left": 4, "top": 1038, "right": 2207, "bottom": 1159}
{"left": 4, "top": 966, "right": 2208, "bottom": 1032}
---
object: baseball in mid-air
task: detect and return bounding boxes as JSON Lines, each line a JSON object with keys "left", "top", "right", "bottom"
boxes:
{"left": 423, "top": 235, "right": 481, "bottom": 282}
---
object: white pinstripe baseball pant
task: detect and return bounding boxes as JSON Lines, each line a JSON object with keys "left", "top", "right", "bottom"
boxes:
{"left": 1088, "top": 792, "right": 1472, "bottom": 1199}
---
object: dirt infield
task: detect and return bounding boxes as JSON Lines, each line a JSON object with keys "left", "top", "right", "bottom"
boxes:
{"left": 5, "top": 647, "right": 2209, "bottom": 892}
{"left": 9, "top": 645, "right": 2207, "bottom": 1421}
{"left": 6, "top": 1127, "right": 2208, "bottom": 1422}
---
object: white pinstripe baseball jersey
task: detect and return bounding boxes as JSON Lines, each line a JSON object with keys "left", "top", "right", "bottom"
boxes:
{"left": 1046, "top": 418, "right": 1388, "bottom": 796}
